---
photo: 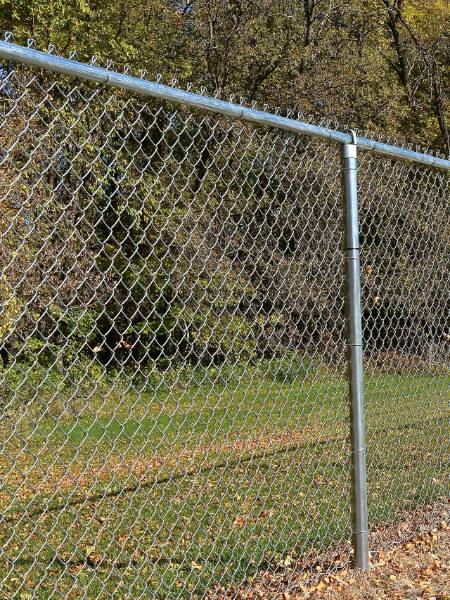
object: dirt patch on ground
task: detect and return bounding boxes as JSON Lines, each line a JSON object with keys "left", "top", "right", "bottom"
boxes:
{"left": 215, "top": 500, "right": 449, "bottom": 599}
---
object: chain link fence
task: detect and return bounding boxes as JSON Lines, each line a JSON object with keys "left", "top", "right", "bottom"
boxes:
{"left": 358, "top": 153, "right": 449, "bottom": 555}
{"left": 0, "top": 39, "right": 448, "bottom": 598}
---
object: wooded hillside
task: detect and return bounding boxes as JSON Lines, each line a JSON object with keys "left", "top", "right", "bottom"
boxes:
{"left": 1, "top": 0, "right": 449, "bottom": 154}
{"left": 0, "top": 1, "right": 448, "bottom": 380}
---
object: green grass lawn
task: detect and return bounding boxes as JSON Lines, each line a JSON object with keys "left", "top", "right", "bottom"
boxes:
{"left": 0, "top": 364, "right": 448, "bottom": 598}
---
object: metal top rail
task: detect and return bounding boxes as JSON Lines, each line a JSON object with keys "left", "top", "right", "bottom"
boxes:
{"left": 0, "top": 40, "right": 449, "bottom": 171}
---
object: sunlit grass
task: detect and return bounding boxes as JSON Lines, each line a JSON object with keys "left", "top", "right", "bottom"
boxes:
{"left": 0, "top": 361, "right": 448, "bottom": 597}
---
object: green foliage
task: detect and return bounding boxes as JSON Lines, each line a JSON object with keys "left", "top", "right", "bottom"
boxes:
{"left": 1, "top": 1, "right": 448, "bottom": 150}
{"left": 0, "top": 2, "right": 448, "bottom": 377}
{"left": 0, "top": 276, "right": 21, "bottom": 340}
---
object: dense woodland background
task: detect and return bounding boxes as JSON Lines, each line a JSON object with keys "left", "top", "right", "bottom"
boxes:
{"left": 0, "top": 0, "right": 448, "bottom": 385}
{"left": 1, "top": 0, "right": 449, "bottom": 154}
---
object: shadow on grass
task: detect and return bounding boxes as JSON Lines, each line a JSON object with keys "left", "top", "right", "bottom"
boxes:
{"left": 2, "top": 414, "right": 446, "bottom": 526}
{"left": 3, "top": 434, "right": 342, "bottom": 523}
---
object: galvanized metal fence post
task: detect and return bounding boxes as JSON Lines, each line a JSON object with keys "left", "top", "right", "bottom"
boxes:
{"left": 342, "top": 133, "right": 369, "bottom": 571}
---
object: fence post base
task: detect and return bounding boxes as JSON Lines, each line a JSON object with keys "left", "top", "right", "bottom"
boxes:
{"left": 342, "top": 134, "right": 369, "bottom": 571}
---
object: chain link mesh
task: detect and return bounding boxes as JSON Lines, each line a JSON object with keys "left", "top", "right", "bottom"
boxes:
{"left": 0, "top": 45, "right": 448, "bottom": 598}
{"left": 358, "top": 153, "right": 449, "bottom": 549}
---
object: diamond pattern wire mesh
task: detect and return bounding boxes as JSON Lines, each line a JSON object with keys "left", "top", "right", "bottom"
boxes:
{"left": 0, "top": 45, "right": 448, "bottom": 599}
{"left": 0, "top": 61, "right": 353, "bottom": 598}
{"left": 358, "top": 153, "right": 449, "bottom": 548}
